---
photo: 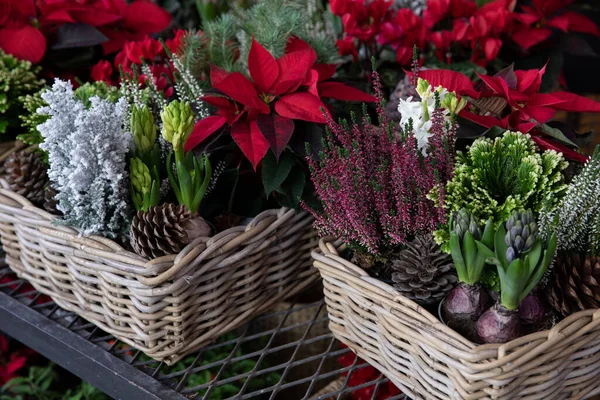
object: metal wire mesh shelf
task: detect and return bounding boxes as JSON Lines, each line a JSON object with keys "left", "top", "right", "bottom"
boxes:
{"left": 0, "top": 262, "right": 406, "bottom": 400}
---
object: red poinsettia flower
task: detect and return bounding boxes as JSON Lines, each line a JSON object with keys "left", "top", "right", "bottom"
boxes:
{"left": 451, "top": 0, "right": 515, "bottom": 65}
{"left": 512, "top": 0, "right": 600, "bottom": 50}
{"left": 378, "top": 8, "right": 427, "bottom": 65}
{"left": 416, "top": 66, "right": 600, "bottom": 162}
{"left": 166, "top": 29, "right": 187, "bottom": 54}
{"left": 91, "top": 60, "right": 114, "bottom": 85}
{"left": 424, "top": 0, "right": 478, "bottom": 29}
{"left": 0, "top": 0, "right": 46, "bottom": 63}
{"left": 337, "top": 36, "right": 359, "bottom": 61}
{"left": 97, "top": 0, "right": 171, "bottom": 54}
{"left": 123, "top": 36, "right": 165, "bottom": 64}
{"left": 186, "top": 37, "right": 375, "bottom": 168}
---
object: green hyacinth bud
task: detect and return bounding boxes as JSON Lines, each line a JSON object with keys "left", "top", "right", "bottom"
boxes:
{"left": 130, "top": 158, "right": 151, "bottom": 196}
{"left": 160, "top": 100, "right": 195, "bottom": 152}
{"left": 416, "top": 78, "right": 431, "bottom": 99}
{"left": 441, "top": 92, "right": 467, "bottom": 115}
{"left": 131, "top": 105, "right": 156, "bottom": 155}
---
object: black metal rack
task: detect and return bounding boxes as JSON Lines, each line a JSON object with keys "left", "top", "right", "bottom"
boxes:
{"left": 0, "top": 265, "right": 405, "bottom": 400}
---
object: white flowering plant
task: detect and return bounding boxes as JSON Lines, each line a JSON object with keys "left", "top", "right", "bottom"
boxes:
{"left": 397, "top": 78, "right": 466, "bottom": 154}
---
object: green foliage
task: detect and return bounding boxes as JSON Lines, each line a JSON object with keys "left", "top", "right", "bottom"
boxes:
{"left": 135, "top": 332, "right": 282, "bottom": 399}
{"left": 0, "top": 364, "right": 107, "bottom": 400}
{"left": 178, "top": 0, "right": 338, "bottom": 79}
{"left": 448, "top": 209, "right": 494, "bottom": 285}
{"left": 236, "top": 0, "right": 338, "bottom": 64}
{"left": 0, "top": 50, "right": 44, "bottom": 135}
{"left": 17, "top": 90, "right": 48, "bottom": 146}
{"left": 161, "top": 101, "right": 212, "bottom": 213}
{"left": 181, "top": 15, "right": 240, "bottom": 79}
{"left": 74, "top": 82, "right": 120, "bottom": 108}
{"left": 540, "top": 145, "right": 600, "bottom": 255}
{"left": 444, "top": 131, "right": 568, "bottom": 227}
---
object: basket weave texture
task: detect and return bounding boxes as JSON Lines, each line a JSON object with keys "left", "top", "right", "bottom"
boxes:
{"left": 312, "top": 238, "right": 600, "bottom": 400}
{"left": 0, "top": 178, "right": 318, "bottom": 365}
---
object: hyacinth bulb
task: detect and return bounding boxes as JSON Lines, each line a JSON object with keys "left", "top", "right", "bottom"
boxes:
{"left": 443, "top": 283, "right": 489, "bottom": 342}
{"left": 477, "top": 304, "right": 521, "bottom": 344}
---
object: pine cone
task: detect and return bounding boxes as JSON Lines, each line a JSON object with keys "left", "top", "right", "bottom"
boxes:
{"left": 130, "top": 203, "right": 211, "bottom": 259}
{"left": 390, "top": 234, "right": 457, "bottom": 305}
{"left": 547, "top": 254, "right": 600, "bottom": 317}
{"left": 4, "top": 150, "right": 47, "bottom": 205}
{"left": 43, "top": 185, "right": 60, "bottom": 214}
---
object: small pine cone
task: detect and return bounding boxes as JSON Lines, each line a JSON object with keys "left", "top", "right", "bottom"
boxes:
{"left": 130, "top": 203, "right": 212, "bottom": 259}
{"left": 4, "top": 150, "right": 48, "bottom": 205}
{"left": 547, "top": 254, "right": 600, "bottom": 317}
{"left": 43, "top": 185, "right": 60, "bottom": 214}
{"left": 390, "top": 234, "right": 457, "bottom": 305}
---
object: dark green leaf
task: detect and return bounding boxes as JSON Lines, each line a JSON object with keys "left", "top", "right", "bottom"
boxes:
{"left": 275, "top": 168, "right": 305, "bottom": 209}
{"left": 537, "top": 123, "right": 577, "bottom": 148}
{"left": 262, "top": 151, "right": 294, "bottom": 196}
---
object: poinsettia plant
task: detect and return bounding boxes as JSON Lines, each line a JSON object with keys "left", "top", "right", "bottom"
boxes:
{"left": 186, "top": 37, "right": 375, "bottom": 169}
{"left": 329, "top": 0, "right": 600, "bottom": 88}
{"left": 0, "top": 0, "right": 171, "bottom": 70}
{"left": 415, "top": 64, "right": 600, "bottom": 161}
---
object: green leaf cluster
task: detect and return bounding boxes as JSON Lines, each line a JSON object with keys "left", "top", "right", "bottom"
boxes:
{"left": 445, "top": 131, "right": 568, "bottom": 227}
{"left": 17, "top": 90, "right": 48, "bottom": 147}
{"left": 1, "top": 364, "right": 107, "bottom": 400}
{"left": 135, "top": 332, "right": 282, "bottom": 398}
{"left": 161, "top": 101, "right": 212, "bottom": 213}
{"left": 178, "top": 0, "right": 338, "bottom": 80}
{"left": 448, "top": 209, "right": 494, "bottom": 285}
{"left": 0, "top": 50, "right": 44, "bottom": 135}
{"left": 73, "top": 81, "right": 120, "bottom": 108}
{"left": 476, "top": 210, "right": 557, "bottom": 311}
{"left": 261, "top": 151, "right": 308, "bottom": 209}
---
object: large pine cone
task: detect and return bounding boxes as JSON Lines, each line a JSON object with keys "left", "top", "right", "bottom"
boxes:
{"left": 547, "top": 254, "right": 600, "bottom": 317}
{"left": 4, "top": 150, "right": 48, "bottom": 205}
{"left": 390, "top": 234, "right": 457, "bottom": 305}
{"left": 130, "top": 203, "right": 212, "bottom": 259}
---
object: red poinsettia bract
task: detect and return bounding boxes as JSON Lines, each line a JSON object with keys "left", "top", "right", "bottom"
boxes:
{"left": 186, "top": 37, "right": 375, "bottom": 168}
{"left": 0, "top": 0, "right": 171, "bottom": 63}
{"left": 417, "top": 66, "right": 600, "bottom": 162}
{"left": 337, "top": 346, "right": 402, "bottom": 400}
{"left": 512, "top": 0, "right": 600, "bottom": 50}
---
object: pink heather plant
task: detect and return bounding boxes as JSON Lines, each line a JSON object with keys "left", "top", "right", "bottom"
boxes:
{"left": 305, "top": 71, "right": 456, "bottom": 256}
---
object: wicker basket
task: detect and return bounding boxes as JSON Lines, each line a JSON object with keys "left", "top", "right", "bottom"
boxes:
{"left": 312, "top": 238, "right": 600, "bottom": 400}
{"left": 0, "top": 177, "right": 319, "bottom": 365}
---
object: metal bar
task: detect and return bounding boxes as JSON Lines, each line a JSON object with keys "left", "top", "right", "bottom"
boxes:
{"left": 0, "top": 291, "right": 186, "bottom": 400}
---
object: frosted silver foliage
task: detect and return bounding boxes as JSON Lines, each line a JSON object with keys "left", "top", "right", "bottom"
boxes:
{"left": 38, "top": 80, "right": 131, "bottom": 238}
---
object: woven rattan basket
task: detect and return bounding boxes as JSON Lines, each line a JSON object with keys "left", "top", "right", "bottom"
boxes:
{"left": 0, "top": 175, "right": 319, "bottom": 365}
{"left": 312, "top": 237, "right": 600, "bottom": 400}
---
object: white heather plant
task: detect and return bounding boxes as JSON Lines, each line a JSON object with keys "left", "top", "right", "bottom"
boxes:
{"left": 38, "top": 79, "right": 132, "bottom": 238}
{"left": 540, "top": 146, "right": 600, "bottom": 255}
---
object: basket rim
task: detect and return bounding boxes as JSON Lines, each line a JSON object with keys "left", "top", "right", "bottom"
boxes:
{"left": 0, "top": 178, "right": 313, "bottom": 286}
{"left": 312, "top": 236, "right": 600, "bottom": 358}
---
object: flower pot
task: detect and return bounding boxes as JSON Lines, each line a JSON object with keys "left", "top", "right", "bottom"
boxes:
{"left": 313, "top": 237, "right": 600, "bottom": 400}
{"left": 0, "top": 177, "right": 319, "bottom": 365}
